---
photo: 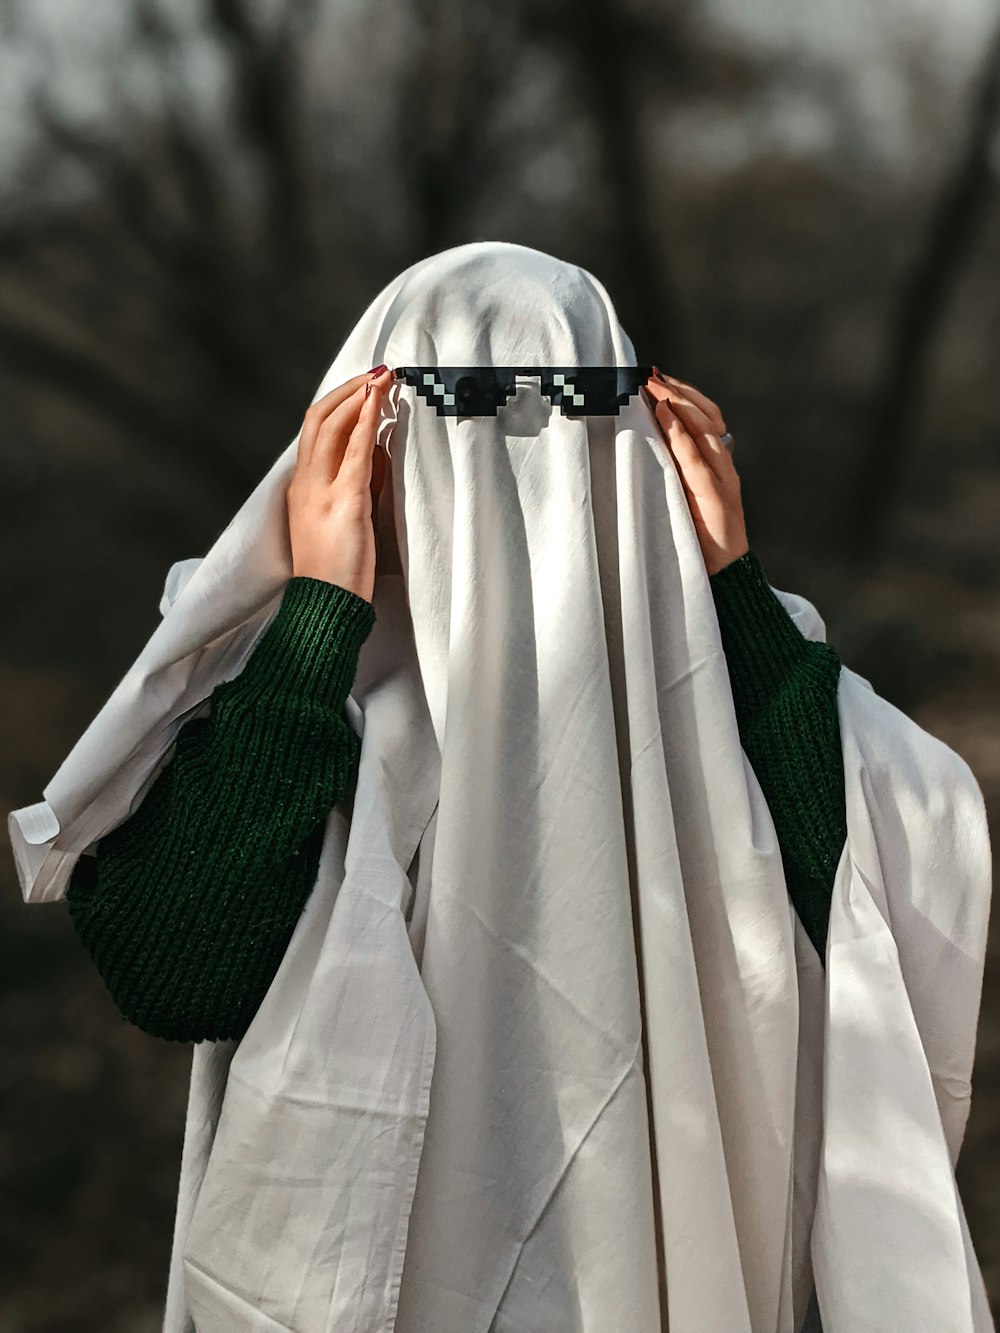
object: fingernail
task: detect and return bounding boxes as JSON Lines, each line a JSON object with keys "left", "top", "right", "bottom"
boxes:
{"left": 368, "top": 363, "right": 388, "bottom": 378}
{"left": 365, "top": 381, "right": 372, "bottom": 399}
{"left": 654, "top": 367, "right": 669, "bottom": 384}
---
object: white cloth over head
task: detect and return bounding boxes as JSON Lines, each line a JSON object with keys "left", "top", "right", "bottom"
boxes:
{"left": 9, "top": 240, "right": 993, "bottom": 1332}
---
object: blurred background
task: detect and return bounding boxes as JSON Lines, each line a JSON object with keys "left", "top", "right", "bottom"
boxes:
{"left": 1, "top": 0, "right": 998, "bottom": 1327}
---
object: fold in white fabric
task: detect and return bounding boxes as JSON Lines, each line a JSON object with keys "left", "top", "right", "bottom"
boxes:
{"left": 9, "top": 241, "right": 993, "bottom": 1332}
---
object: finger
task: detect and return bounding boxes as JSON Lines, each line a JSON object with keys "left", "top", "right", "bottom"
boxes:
{"left": 657, "top": 390, "right": 733, "bottom": 482}
{"left": 647, "top": 389, "right": 720, "bottom": 494}
{"left": 336, "top": 370, "right": 393, "bottom": 494}
{"left": 652, "top": 368, "right": 726, "bottom": 436}
{"left": 309, "top": 381, "right": 370, "bottom": 478}
{"left": 312, "top": 368, "right": 392, "bottom": 481}
{"left": 297, "top": 371, "right": 377, "bottom": 468}
{"left": 644, "top": 378, "right": 731, "bottom": 483}
{"left": 643, "top": 392, "right": 700, "bottom": 513}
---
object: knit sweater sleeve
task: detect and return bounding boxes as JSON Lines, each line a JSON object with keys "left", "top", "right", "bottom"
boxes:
{"left": 64, "top": 576, "right": 377, "bottom": 1044}
{"left": 708, "top": 549, "right": 847, "bottom": 964}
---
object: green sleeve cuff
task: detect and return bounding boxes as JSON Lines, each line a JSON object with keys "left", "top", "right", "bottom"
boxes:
{"left": 231, "top": 576, "right": 377, "bottom": 711}
{"left": 709, "top": 549, "right": 824, "bottom": 715}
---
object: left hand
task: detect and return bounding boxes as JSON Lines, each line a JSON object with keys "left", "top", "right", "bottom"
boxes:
{"left": 642, "top": 369, "right": 749, "bottom": 577}
{"left": 287, "top": 365, "right": 394, "bottom": 602}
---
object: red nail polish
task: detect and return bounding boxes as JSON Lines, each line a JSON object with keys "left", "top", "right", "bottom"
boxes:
{"left": 365, "top": 381, "right": 372, "bottom": 399}
{"left": 369, "top": 363, "right": 388, "bottom": 377}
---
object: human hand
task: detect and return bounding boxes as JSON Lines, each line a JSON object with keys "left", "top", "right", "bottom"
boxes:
{"left": 642, "top": 368, "right": 749, "bottom": 577}
{"left": 287, "top": 364, "right": 394, "bottom": 603}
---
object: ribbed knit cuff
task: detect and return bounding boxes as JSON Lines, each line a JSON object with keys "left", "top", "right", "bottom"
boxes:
{"left": 709, "top": 549, "right": 815, "bottom": 714}
{"left": 232, "top": 576, "right": 377, "bottom": 711}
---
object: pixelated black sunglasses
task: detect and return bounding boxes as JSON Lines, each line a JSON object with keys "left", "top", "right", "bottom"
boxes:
{"left": 393, "top": 366, "right": 655, "bottom": 417}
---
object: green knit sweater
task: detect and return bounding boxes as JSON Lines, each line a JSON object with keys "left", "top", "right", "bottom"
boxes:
{"left": 64, "top": 549, "right": 847, "bottom": 1043}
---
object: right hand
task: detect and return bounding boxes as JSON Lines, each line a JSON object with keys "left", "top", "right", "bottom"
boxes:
{"left": 287, "top": 365, "right": 394, "bottom": 604}
{"left": 642, "top": 369, "right": 748, "bottom": 577}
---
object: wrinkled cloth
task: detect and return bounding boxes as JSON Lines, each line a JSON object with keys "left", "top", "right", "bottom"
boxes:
{"left": 8, "top": 240, "right": 993, "bottom": 1332}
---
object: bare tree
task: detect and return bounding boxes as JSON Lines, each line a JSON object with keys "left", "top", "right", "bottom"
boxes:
{"left": 0, "top": 0, "right": 528, "bottom": 507}
{"left": 846, "top": 19, "right": 1000, "bottom": 569}
{"left": 0, "top": 0, "right": 331, "bottom": 504}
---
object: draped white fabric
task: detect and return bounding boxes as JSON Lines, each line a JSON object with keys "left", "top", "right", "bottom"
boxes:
{"left": 9, "top": 241, "right": 992, "bottom": 1332}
